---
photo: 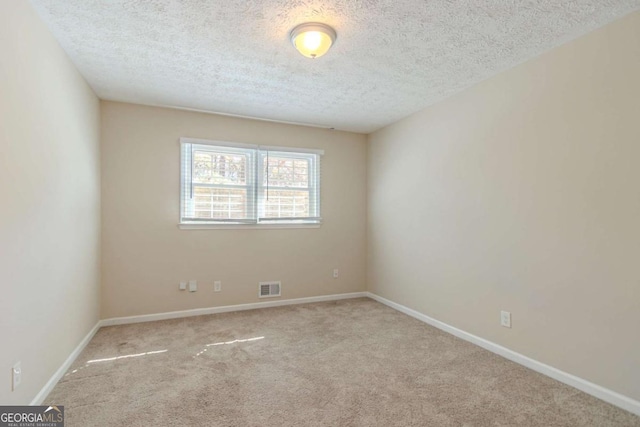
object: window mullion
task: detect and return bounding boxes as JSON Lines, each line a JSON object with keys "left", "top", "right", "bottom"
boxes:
{"left": 253, "top": 150, "right": 257, "bottom": 222}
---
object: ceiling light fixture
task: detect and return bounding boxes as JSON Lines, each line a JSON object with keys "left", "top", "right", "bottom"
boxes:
{"left": 290, "top": 22, "right": 336, "bottom": 59}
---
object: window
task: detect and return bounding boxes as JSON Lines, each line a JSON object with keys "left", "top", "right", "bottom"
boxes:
{"left": 180, "top": 138, "right": 322, "bottom": 227}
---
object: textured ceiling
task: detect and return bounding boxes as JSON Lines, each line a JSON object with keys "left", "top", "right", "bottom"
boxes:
{"left": 30, "top": 0, "right": 639, "bottom": 133}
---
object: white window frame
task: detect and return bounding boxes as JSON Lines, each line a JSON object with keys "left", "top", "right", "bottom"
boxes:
{"left": 179, "top": 138, "right": 323, "bottom": 229}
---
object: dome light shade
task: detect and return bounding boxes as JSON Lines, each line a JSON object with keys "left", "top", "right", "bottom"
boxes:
{"left": 290, "top": 23, "right": 336, "bottom": 59}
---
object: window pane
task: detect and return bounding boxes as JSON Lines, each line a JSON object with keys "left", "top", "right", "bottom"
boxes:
{"left": 264, "top": 156, "right": 309, "bottom": 188}
{"left": 193, "top": 151, "right": 247, "bottom": 185}
{"left": 182, "top": 142, "right": 320, "bottom": 224}
{"left": 193, "top": 186, "right": 248, "bottom": 219}
{"left": 263, "top": 190, "right": 310, "bottom": 218}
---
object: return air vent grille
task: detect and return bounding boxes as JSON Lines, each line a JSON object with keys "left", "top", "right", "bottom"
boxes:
{"left": 259, "top": 281, "right": 281, "bottom": 298}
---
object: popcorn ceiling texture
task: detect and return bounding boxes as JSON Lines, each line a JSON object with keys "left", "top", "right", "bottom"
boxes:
{"left": 29, "top": 0, "right": 639, "bottom": 133}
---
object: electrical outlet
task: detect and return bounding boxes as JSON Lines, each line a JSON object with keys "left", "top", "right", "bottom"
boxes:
{"left": 500, "top": 310, "right": 512, "bottom": 328}
{"left": 179, "top": 281, "right": 187, "bottom": 291}
{"left": 12, "top": 362, "right": 21, "bottom": 391}
{"left": 214, "top": 281, "right": 221, "bottom": 292}
{"left": 188, "top": 280, "right": 197, "bottom": 292}
{"left": 333, "top": 269, "right": 339, "bottom": 279}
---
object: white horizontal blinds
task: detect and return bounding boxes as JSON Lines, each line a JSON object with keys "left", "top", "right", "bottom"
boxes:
{"left": 258, "top": 149, "right": 321, "bottom": 223}
{"left": 181, "top": 142, "right": 256, "bottom": 223}
{"left": 180, "top": 139, "right": 322, "bottom": 225}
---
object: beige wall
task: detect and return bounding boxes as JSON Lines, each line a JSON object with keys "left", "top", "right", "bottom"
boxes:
{"left": 0, "top": 2, "right": 101, "bottom": 404}
{"left": 100, "top": 102, "right": 366, "bottom": 318}
{"left": 367, "top": 12, "right": 640, "bottom": 401}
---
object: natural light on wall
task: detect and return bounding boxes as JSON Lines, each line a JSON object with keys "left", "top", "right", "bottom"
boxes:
{"left": 290, "top": 22, "right": 336, "bottom": 59}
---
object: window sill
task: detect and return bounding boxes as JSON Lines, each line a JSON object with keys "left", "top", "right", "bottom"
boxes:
{"left": 178, "top": 223, "right": 321, "bottom": 230}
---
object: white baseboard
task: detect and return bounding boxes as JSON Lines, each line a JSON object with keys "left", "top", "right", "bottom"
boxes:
{"left": 30, "top": 321, "right": 101, "bottom": 405}
{"left": 366, "top": 292, "right": 640, "bottom": 417}
{"left": 100, "top": 292, "right": 368, "bottom": 326}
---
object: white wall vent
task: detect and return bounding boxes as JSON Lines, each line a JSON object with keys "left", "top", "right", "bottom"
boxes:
{"left": 259, "top": 281, "right": 281, "bottom": 298}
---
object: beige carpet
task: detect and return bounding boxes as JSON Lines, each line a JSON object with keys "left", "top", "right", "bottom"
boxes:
{"left": 45, "top": 298, "right": 640, "bottom": 426}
